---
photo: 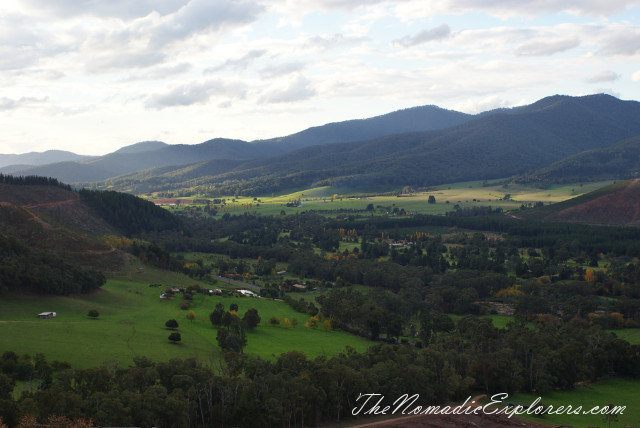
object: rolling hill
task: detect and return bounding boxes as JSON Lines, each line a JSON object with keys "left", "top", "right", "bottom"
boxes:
{"left": 5, "top": 105, "right": 475, "bottom": 184}
{"left": 519, "top": 179, "right": 640, "bottom": 226}
{"left": 103, "top": 94, "right": 640, "bottom": 195}
{"left": 0, "top": 177, "right": 182, "bottom": 294}
{"left": 534, "top": 136, "right": 640, "bottom": 183}
{"left": 0, "top": 150, "right": 91, "bottom": 169}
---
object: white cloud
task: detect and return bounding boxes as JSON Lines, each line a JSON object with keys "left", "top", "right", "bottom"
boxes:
{"left": 452, "top": 96, "right": 515, "bottom": 114}
{"left": 145, "top": 79, "right": 247, "bottom": 108}
{"left": 205, "top": 49, "right": 267, "bottom": 73}
{"left": 0, "top": 96, "right": 48, "bottom": 111}
{"left": 259, "top": 74, "right": 316, "bottom": 103}
{"left": 22, "top": 0, "right": 188, "bottom": 19}
{"left": 149, "top": 0, "right": 264, "bottom": 48}
{"left": 515, "top": 37, "right": 580, "bottom": 56}
{"left": 598, "top": 27, "right": 640, "bottom": 55}
{"left": 304, "top": 34, "right": 369, "bottom": 51}
{"left": 393, "top": 25, "right": 452, "bottom": 48}
{"left": 633, "top": 71, "right": 640, "bottom": 82}
{"left": 124, "top": 63, "right": 193, "bottom": 81}
{"left": 392, "top": 0, "right": 638, "bottom": 20}
{"left": 260, "top": 62, "right": 306, "bottom": 79}
{"left": 586, "top": 70, "right": 621, "bottom": 83}
{"left": 86, "top": 51, "right": 167, "bottom": 73}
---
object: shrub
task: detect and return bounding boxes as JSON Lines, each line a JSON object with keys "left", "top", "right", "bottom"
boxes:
{"left": 168, "top": 332, "right": 181, "bottom": 344}
{"left": 269, "top": 315, "right": 281, "bottom": 325}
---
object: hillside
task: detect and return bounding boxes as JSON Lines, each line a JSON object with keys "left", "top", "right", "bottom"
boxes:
{"left": 520, "top": 179, "right": 640, "bottom": 226}
{"left": 256, "top": 104, "right": 472, "bottom": 150}
{"left": 0, "top": 150, "right": 90, "bottom": 169}
{"left": 6, "top": 105, "right": 474, "bottom": 184}
{"left": 0, "top": 177, "right": 184, "bottom": 294}
{"left": 0, "top": 183, "right": 124, "bottom": 276}
{"left": 104, "top": 94, "right": 640, "bottom": 196}
{"left": 9, "top": 138, "right": 266, "bottom": 183}
{"left": 534, "top": 136, "right": 640, "bottom": 183}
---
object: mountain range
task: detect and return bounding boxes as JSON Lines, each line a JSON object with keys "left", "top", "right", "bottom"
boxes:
{"left": 3, "top": 94, "right": 640, "bottom": 195}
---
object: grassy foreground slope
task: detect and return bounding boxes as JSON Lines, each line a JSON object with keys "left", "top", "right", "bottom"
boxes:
{"left": 0, "top": 260, "right": 371, "bottom": 368}
{"left": 508, "top": 378, "right": 639, "bottom": 427}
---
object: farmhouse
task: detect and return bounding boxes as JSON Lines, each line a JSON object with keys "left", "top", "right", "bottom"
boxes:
{"left": 37, "top": 312, "right": 56, "bottom": 319}
{"left": 238, "top": 289, "right": 258, "bottom": 297}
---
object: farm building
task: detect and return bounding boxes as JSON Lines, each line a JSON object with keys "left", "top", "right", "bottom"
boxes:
{"left": 37, "top": 312, "right": 57, "bottom": 319}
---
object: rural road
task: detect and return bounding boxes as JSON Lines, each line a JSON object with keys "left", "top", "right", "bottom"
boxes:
{"left": 210, "top": 275, "right": 262, "bottom": 292}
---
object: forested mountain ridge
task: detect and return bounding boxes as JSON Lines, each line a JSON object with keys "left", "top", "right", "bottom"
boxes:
{"left": 533, "top": 136, "right": 640, "bottom": 183}
{"left": 0, "top": 150, "right": 90, "bottom": 169}
{"left": 255, "top": 104, "right": 472, "bottom": 150}
{"left": 103, "top": 94, "right": 640, "bottom": 196}
{"left": 6, "top": 138, "right": 263, "bottom": 183}
{"left": 3, "top": 105, "right": 475, "bottom": 184}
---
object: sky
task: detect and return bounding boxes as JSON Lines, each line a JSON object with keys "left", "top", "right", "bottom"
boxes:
{"left": 1, "top": 0, "right": 639, "bottom": 155}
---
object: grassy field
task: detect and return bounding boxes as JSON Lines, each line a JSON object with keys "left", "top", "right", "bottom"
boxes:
{"left": 608, "top": 328, "right": 640, "bottom": 345}
{"left": 505, "top": 378, "right": 640, "bottom": 427}
{"left": 158, "top": 179, "right": 615, "bottom": 218}
{"left": 448, "top": 314, "right": 518, "bottom": 329}
{"left": 0, "top": 263, "right": 372, "bottom": 369}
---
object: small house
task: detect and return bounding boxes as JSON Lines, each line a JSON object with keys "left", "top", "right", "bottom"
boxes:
{"left": 37, "top": 312, "right": 57, "bottom": 319}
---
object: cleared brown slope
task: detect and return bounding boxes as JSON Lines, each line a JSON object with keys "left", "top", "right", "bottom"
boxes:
{"left": 0, "top": 184, "right": 124, "bottom": 274}
{"left": 545, "top": 179, "right": 640, "bottom": 226}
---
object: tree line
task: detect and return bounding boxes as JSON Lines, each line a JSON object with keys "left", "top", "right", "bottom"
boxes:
{"left": 1, "top": 316, "right": 638, "bottom": 427}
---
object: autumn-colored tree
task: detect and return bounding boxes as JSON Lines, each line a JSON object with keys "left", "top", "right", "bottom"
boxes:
{"left": 585, "top": 269, "right": 596, "bottom": 283}
{"left": 283, "top": 318, "right": 291, "bottom": 328}
{"left": 17, "top": 415, "right": 37, "bottom": 428}
{"left": 187, "top": 310, "right": 196, "bottom": 322}
{"left": 322, "top": 319, "right": 332, "bottom": 332}
{"left": 308, "top": 315, "right": 319, "bottom": 329}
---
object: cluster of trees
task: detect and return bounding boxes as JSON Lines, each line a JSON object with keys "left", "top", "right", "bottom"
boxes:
{"left": 1, "top": 316, "right": 638, "bottom": 427}
{"left": 209, "top": 304, "right": 260, "bottom": 353}
{"left": 0, "top": 233, "right": 105, "bottom": 295}
{"left": 79, "top": 189, "right": 181, "bottom": 235}
{"left": 0, "top": 174, "right": 72, "bottom": 190}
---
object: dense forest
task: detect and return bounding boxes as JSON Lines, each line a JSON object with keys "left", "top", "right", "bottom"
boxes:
{"left": 79, "top": 189, "right": 181, "bottom": 235}
{"left": 0, "top": 233, "right": 105, "bottom": 295}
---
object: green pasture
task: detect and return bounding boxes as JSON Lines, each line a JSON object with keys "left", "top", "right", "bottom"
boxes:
{"left": 448, "top": 314, "right": 518, "bottom": 329}
{"left": 608, "top": 328, "right": 640, "bottom": 345}
{"left": 506, "top": 378, "right": 640, "bottom": 427}
{"left": 160, "top": 179, "right": 615, "bottom": 218}
{"left": 0, "top": 267, "right": 371, "bottom": 369}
